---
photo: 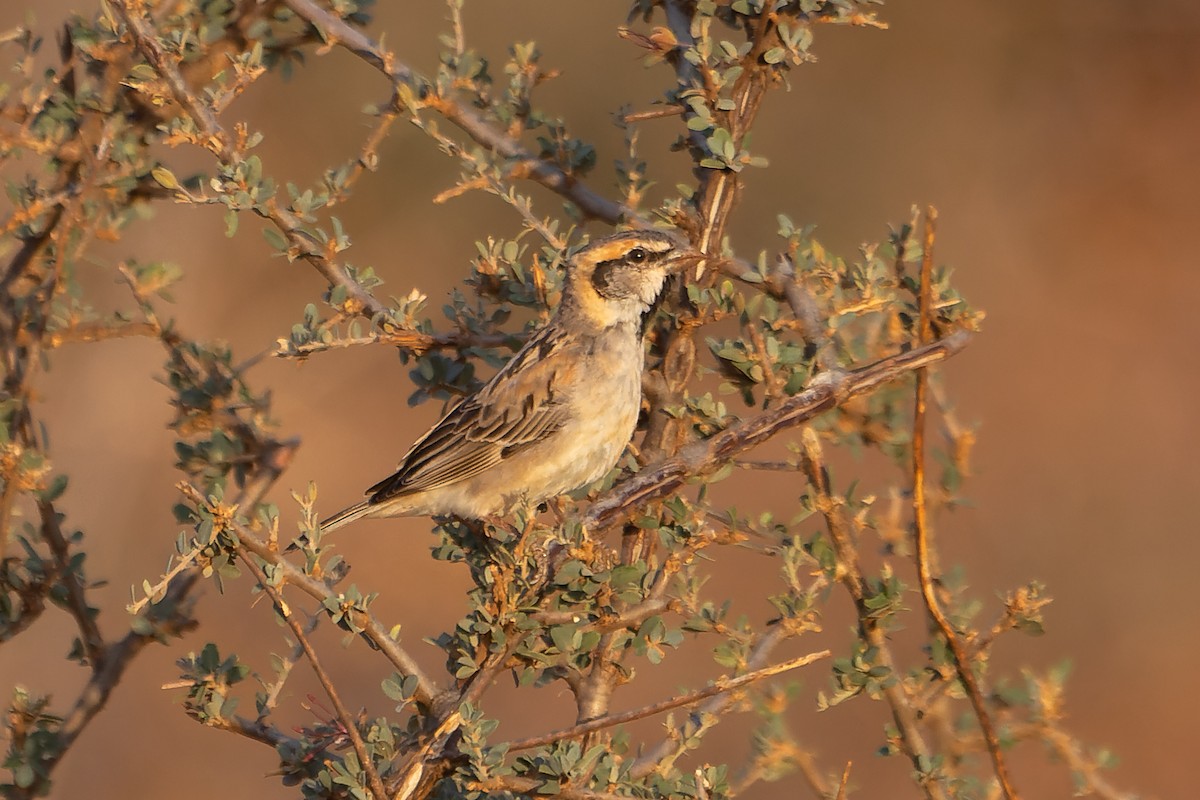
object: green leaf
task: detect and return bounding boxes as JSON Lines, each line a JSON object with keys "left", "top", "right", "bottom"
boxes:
{"left": 262, "top": 226, "right": 289, "bottom": 251}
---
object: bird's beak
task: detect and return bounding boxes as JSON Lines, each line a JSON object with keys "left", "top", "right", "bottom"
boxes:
{"left": 668, "top": 250, "right": 707, "bottom": 274}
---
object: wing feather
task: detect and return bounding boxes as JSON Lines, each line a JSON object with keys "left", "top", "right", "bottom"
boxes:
{"left": 367, "top": 327, "right": 574, "bottom": 502}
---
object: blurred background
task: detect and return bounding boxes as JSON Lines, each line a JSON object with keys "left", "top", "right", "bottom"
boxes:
{"left": 1, "top": 1, "right": 1196, "bottom": 798}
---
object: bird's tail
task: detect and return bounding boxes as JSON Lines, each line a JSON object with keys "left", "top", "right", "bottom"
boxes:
{"left": 319, "top": 500, "right": 373, "bottom": 533}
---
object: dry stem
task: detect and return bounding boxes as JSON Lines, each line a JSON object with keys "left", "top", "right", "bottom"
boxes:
{"left": 237, "top": 550, "right": 389, "bottom": 800}
{"left": 800, "top": 428, "right": 947, "bottom": 800}
{"left": 505, "top": 649, "right": 830, "bottom": 752}
{"left": 179, "top": 483, "right": 441, "bottom": 708}
{"left": 910, "top": 208, "right": 1019, "bottom": 799}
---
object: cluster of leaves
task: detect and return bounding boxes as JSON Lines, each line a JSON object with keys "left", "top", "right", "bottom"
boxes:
{"left": 0, "top": 2, "right": 1129, "bottom": 800}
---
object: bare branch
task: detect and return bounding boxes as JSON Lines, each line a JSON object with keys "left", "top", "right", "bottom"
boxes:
{"left": 910, "top": 209, "right": 1019, "bottom": 800}
{"left": 836, "top": 761, "right": 852, "bottom": 800}
{"left": 505, "top": 649, "right": 830, "bottom": 752}
{"left": 585, "top": 330, "right": 973, "bottom": 531}
{"left": 800, "top": 428, "right": 946, "bottom": 800}
{"left": 179, "top": 483, "right": 442, "bottom": 710}
{"left": 37, "top": 500, "right": 104, "bottom": 667}
{"left": 40, "top": 320, "right": 159, "bottom": 348}
{"left": 274, "top": 329, "right": 520, "bottom": 360}
{"left": 207, "top": 714, "right": 301, "bottom": 750}
{"left": 280, "top": 0, "right": 630, "bottom": 223}
{"left": 237, "top": 550, "right": 389, "bottom": 800}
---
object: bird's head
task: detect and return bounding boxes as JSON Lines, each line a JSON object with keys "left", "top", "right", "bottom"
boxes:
{"left": 563, "top": 229, "right": 703, "bottom": 329}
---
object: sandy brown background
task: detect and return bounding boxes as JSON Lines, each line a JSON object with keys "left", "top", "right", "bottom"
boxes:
{"left": 0, "top": 1, "right": 1196, "bottom": 798}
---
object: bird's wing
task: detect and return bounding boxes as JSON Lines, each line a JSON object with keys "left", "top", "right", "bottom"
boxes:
{"left": 367, "top": 327, "right": 574, "bottom": 501}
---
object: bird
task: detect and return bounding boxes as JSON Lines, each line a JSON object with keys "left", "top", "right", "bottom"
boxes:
{"left": 320, "top": 229, "right": 703, "bottom": 532}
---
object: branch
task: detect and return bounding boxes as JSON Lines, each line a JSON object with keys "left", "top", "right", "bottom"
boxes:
{"left": 237, "top": 550, "right": 389, "bottom": 800}
{"left": 37, "top": 500, "right": 104, "bottom": 667}
{"left": 280, "top": 0, "right": 629, "bottom": 224}
{"left": 274, "top": 329, "right": 520, "bottom": 360}
{"left": 1034, "top": 723, "right": 1134, "bottom": 800}
{"left": 207, "top": 714, "right": 300, "bottom": 750}
{"left": 39, "top": 570, "right": 198, "bottom": 799}
{"left": 389, "top": 630, "right": 524, "bottom": 800}
{"left": 584, "top": 330, "right": 973, "bottom": 531}
{"left": 800, "top": 428, "right": 946, "bottom": 800}
{"left": 504, "top": 649, "right": 829, "bottom": 752}
{"left": 529, "top": 596, "right": 671, "bottom": 633}
{"left": 179, "top": 483, "right": 442, "bottom": 710}
{"left": 112, "top": 0, "right": 398, "bottom": 327}
{"left": 40, "top": 320, "right": 159, "bottom": 348}
{"left": 629, "top": 623, "right": 794, "bottom": 779}
{"left": 910, "top": 209, "right": 1018, "bottom": 799}
{"left": 467, "top": 778, "right": 637, "bottom": 800}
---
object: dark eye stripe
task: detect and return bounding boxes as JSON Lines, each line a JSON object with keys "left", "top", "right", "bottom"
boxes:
{"left": 593, "top": 247, "right": 669, "bottom": 272}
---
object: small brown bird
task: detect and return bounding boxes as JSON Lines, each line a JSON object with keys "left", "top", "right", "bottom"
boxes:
{"left": 320, "top": 229, "right": 701, "bottom": 531}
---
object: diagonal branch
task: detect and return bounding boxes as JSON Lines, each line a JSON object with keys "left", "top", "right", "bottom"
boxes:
{"left": 37, "top": 500, "right": 105, "bottom": 667}
{"left": 584, "top": 330, "right": 973, "bottom": 531}
{"left": 280, "top": 0, "right": 629, "bottom": 224}
{"left": 31, "top": 569, "right": 199, "bottom": 800}
{"left": 629, "top": 622, "right": 793, "bottom": 779}
{"left": 237, "top": 549, "right": 389, "bottom": 800}
{"left": 504, "top": 649, "right": 829, "bottom": 753}
{"left": 112, "top": 0, "right": 396, "bottom": 326}
{"left": 178, "top": 483, "right": 442, "bottom": 709}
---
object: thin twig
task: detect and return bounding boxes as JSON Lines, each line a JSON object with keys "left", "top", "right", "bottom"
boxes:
{"left": 773, "top": 254, "right": 838, "bottom": 373}
{"left": 280, "top": 0, "right": 629, "bottom": 223}
{"left": 621, "top": 105, "right": 684, "bottom": 122}
{"left": 629, "top": 623, "right": 792, "bottom": 779}
{"left": 505, "top": 649, "right": 830, "bottom": 752}
{"left": 50, "top": 570, "right": 198, "bottom": 784}
{"left": 800, "top": 428, "right": 946, "bottom": 800}
{"left": 744, "top": 318, "right": 783, "bottom": 403}
{"left": 261, "top": 611, "right": 321, "bottom": 714}
{"left": 835, "top": 761, "right": 852, "bottom": 800}
{"left": 179, "top": 483, "right": 441, "bottom": 708}
{"left": 37, "top": 320, "right": 159, "bottom": 348}
{"left": 37, "top": 500, "right": 105, "bottom": 667}
{"left": 275, "top": 329, "right": 519, "bottom": 359}
{"left": 113, "top": 0, "right": 398, "bottom": 327}
{"left": 732, "top": 459, "right": 801, "bottom": 472}
{"left": 207, "top": 713, "right": 301, "bottom": 750}
{"left": 910, "top": 208, "right": 1019, "bottom": 800}
{"left": 237, "top": 550, "right": 389, "bottom": 800}
{"left": 1035, "top": 723, "right": 1134, "bottom": 800}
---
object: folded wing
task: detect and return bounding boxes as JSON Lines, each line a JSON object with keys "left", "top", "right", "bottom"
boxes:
{"left": 366, "top": 329, "right": 572, "bottom": 502}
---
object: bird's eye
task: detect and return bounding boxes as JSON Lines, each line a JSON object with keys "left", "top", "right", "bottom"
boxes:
{"left": 628, "top": 247, "right": 647, "bottom": 263}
